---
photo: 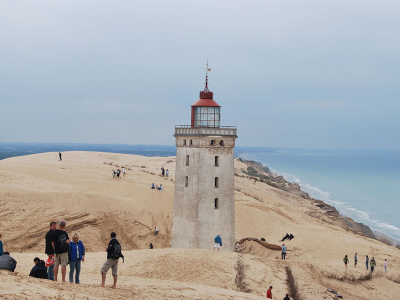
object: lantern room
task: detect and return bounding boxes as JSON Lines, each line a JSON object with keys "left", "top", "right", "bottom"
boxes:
{"left": 191, "top": 76, "right": 221, "bottom": 128}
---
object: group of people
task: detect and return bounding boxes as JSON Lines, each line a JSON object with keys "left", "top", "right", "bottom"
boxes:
{"left": 343, "top": 253, "right": 387, "bottom": 273}
{"left": 0, "top": 221, "right": 124, "bottom": 289}
{"left": 161, "top": 167, "right": 169, "bottom": 177}
{"left": 151, "top": 183, "right": 163, "bottom": 190}
{"left": 112, "top": 167, "right": 125, "bottom": 179}
{"left": 280, "top": 233, "right": 294, "bottom": 242}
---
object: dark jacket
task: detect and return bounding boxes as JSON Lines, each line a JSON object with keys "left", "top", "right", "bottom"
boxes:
{"left": 0, "top": 254, "right": 17, "bottom": 271}
{"left": 45, "top": 230, "right": 54, "bottom": 255}
{"left": 106, "top": 238, "right": 124, "bottom": 260}
{"left": 68, "top": 240, "right": 85, "bottom": 261}
{"left": 29, "top": 260, "right": 48, "bottom": 279}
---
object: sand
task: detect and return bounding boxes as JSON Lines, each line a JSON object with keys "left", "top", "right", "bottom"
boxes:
{"left": 0, "top": 151, "right": 399, "bottom": 299}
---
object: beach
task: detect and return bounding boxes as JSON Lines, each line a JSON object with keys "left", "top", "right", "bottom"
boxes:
{"left": 1, "top": 151, "right": 400, "bottom": 299}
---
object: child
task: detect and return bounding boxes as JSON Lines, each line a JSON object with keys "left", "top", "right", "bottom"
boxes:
{"left": 343, "top": 255, "right": 349, "bottom": 267}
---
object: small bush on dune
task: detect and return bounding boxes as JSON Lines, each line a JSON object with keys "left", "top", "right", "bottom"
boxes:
{"left": 377, "top": 235, "right": 393, "bottom": 246}
{"left": 387, "top": 274, "right": 400, "bottom": 284}
{"left": 140, "top": 165, "right": 146, "bottom": 168}
{"left": 285, "top": 266, "right": 303, "bottom": 300}
{"left": 234, "top": 255, "right": 252, "bottom": 293}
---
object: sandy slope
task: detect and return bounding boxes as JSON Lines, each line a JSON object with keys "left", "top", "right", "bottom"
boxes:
{"left": 0, "top": 151, "right": 400, "bottom": 299}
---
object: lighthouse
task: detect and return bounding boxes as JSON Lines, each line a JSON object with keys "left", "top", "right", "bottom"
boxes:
{"left": 171, "top": 69, "right": 238, "bottom": 251}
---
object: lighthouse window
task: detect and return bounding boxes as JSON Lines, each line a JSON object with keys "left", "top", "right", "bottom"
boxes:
{"left": 220, "top": 140, "right": 224, "bottom": 146}
{"left": 214, "top": 198, "right": 219, "bottom": 209}
{"left": 193, "top": 106, "right": 220, "bottom": 128}
{"left": 215, "top": 177, "right": 219, "bottom": 188}
{"left": 185, "top": 176, "right": 188, "bottom": 187}
{"left": 183, "top": 139, "right": 186, "bottom": 146}
{"left": 186, "top": 155, "right": 189, "bottom": 166}
{"left": 215, "top": 156, "right": 219, "bottom": 167}
{"left": 189, "top": 139, "right": 193, "bottom": 146}
{"left": 210, "top": 140, "right": 215, "bottom": 146}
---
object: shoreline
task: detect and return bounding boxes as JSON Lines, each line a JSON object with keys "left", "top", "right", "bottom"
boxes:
{"left": 237, "top": 155, "right": 399, "bottom": 244}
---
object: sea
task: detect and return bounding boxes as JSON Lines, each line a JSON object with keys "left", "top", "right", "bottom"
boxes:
{"left": 1, "top": 143, "right": 399, "bottom": 241}
{"left": 235, "top": 147, "right": 400, "bottom": 241}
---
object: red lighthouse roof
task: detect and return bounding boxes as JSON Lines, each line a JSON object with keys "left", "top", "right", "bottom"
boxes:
{"left": 191, "top": 74, "right": 220, "bottom": 107}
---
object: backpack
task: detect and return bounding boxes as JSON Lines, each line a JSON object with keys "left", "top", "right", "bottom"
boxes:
{"left": 110, "top": 243, "right": 122, "bottom": 259}
{"left": 57, "top": 232, "right": 69, "bottom": 252}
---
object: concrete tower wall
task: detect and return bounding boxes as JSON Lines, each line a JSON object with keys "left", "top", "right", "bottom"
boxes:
{"left": 171, "top": 132, "right": 237, "bottom": 251}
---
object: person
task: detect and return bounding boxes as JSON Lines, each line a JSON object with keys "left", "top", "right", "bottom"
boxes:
{"left": 343, "top": 255, "right": 349, "bottom": 267}
{"left": 213, "top": 235, "right": 222, "bottom": 251}
{"left": 366, "top": 255, "right": 369, "bottom": 270}
{"left": 29, "top": 257, "right": 48, "bottom": 279}
{"left": 59, "top": 152, "right": 62, "bottom": 161}
{"left": 280, "top": 233, "right": 289, "bottom": 242}
{"left": 116, "top": 169, "right": 121, "bottom": 179}
{"left": 149, "top": 243, "right": 153, "bottom": 249}
{"left": 157, "top": 184, "right": 163, "bottom": 191}
{"left": 166, "top": 169, "right": 169, "bottom": 177}
{"left": 112, "top": 170, "right": 116, "bottom": 179}
{"left": 0, "top": 252, "right": 17, "bottom": 272}
{"left": 52, "top": 220, "right": 70, "bottom": 282}
{"left": 68, "top": 232, "right": 85, "bottom": 284}
{"left": 289, "top": 233, "right": 294, "bottom": 240}
{"left": 384, "top": 259, "right": 387, "bottom": 273}
{"left": 283, "top": 294, "right": 291, "bottom": 300}
{"left": 370, "top": 257, "right": 376, "bottom": 273}
{"left": 0, "top": 233, "right": 3, "bottom": 256}
{"left": 161, "top": 167, "right": 165, "bottom": 177}
{"left": 154, "top": 227, "right": 159, "bottom": 235}
{"left": 281, "top": 244, "right": 287, "bottom": 260}
{"left": 100, "top": 232, "right": 124, "bottom": 289}
{"left": 122, "top": 167, "right": 125, "bottom": 176}
{"left": 354, "top": 253, "right": 358, "bottom": 267}
{"left": 45, "top": 221, "right": 56, "bottom": 280}
{"left": 266, "top": 286, "right": 273, "bottom": 299}
{"left": 151, "top": 183, "right": 155, "bottom": 189}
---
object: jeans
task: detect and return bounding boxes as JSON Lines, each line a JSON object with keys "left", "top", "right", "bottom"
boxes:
{"left": 385, "top": 265, "right": 387, "bottom": 272}
{"left": 69, "top": 260, "right": 81, "bottom": 283}
{"left": 366, "top": 262, "right": 368, "bottom": 270}
{"left": 281, "top": 252, "right": 286, "bottom": 260}
{"left": 371, "top": 266, "right": 374, "bottom": 273}
{"left": 48, "top": 264, "right": 54, "bottom": 280}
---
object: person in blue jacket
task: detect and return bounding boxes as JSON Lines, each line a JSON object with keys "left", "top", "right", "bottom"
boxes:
{"left": 68, "top": 232, "right": 85, "bottom": 284}
{"left": 213, "top": 235, "right": 222, "bottom": 251}
{"left": 0, "top": 233, "right": 3, "bottom": 256}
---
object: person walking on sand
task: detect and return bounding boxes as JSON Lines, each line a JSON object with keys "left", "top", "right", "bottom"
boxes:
{"left": 370, "top": 257, "right": 376, "bottom": 273}
{"left": 213, "top": 235, "right": 222, "bottom": 251}
{"left": 154, "top": 227, "right": 159, "bottom": 235}
{"left": 45, "top": 222, "right": 56, "bottom": 280}
{"left": 68, "top": 232, "right": 85, "bottom": 284}
{"left": 52, "top": 220, "right": 70, "bottom": 282}
{"left": 0, "top": 233, "right": 3, "bottom": 256}
{"left": 354, "top": 253, "right": 358, "bottom": 267}
{"left": 100, "top": 232, "right": 124, "bottom": 289}
{"left": 122, "top": 167, "right": 125, "bottom": 176}
{"left": 116, "top": 169, "right": 121, "bottom": 179}
{"left": 29, "top": 257, "right": 48, "bottom": 279}
{"left": 343, "top": 255, "right": 349, "bottom": 267}
{"left": 384, "top": 259, "right": 387, "bottom": 273}
{"left": 112, "top": 170, "right": 116, "bottom": 179}
{"left": 59, "top": 152, "right": 62, "bottom": 161}
{"left": 166, "top": 169, "right": 169, "bottom": 177}
{"left": 283, "top": 293, "right": 291, "bottom": 300}
{"left": 266, "top": 286, "right": 272, "bottom": 299}
{"left": 161, "top": 167, "right": 165, "bottom": 177}
{"left": 0, "top": 252, "right": 17, "bottom": 272}
{"left": 281, "top": 244, "right": 287, "bottom": 260}
{"left": 366, "top": 255, "right": 369, "bottom": 270}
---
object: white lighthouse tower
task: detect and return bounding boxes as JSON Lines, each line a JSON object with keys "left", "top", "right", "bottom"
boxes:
{"left": 171, "top": 69, "right": 238, "bottom": 251}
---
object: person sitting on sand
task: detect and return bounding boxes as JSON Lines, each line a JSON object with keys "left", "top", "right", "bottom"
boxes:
{"left": 0, "top": 252, "right": 17, "bottom": 272}
{"left": 68, "top": 232, "right": 85, "bottom": 284}
{"left": 280, "top": 233, "right": 289, "bottom": 242}
{"left": 149, "top": 243, "right": 153, "bottom": 249}
{"left": 29, "top": 257, "right": 48, "bottom": 279}
{"left": 151, "top": 183, "right": 155, "bottom": 189}
{"left": 157, "top": 184, "right": 163, "bottom": 191}
{"left": 289, "top": 233, "right": 294, "bottom": 240}
{"left": 343, "top": 255, "right": 349, "bottom": 267}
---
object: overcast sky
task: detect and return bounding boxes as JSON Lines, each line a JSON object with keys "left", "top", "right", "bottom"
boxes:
{"left": 1, "top": 1, "right": 399, "bottom": 149}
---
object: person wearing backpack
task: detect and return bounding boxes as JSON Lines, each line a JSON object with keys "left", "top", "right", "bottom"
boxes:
{"left": 68, "top": 232, "right": 85, "bottom": 284}
{"left": 51, "top": 220, "right": 70, "bottom": 282}
{"left": 100, "top": 232, "right": 124, "bottom": 289}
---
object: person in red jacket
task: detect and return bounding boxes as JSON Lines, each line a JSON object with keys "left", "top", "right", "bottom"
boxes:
{"left": 266, "top": 286, "right": 272, "bottom": 298}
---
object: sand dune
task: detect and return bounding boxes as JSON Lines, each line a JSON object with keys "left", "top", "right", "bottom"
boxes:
{"left": 1, "top": 151, "right": 400, "bottom": 299}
